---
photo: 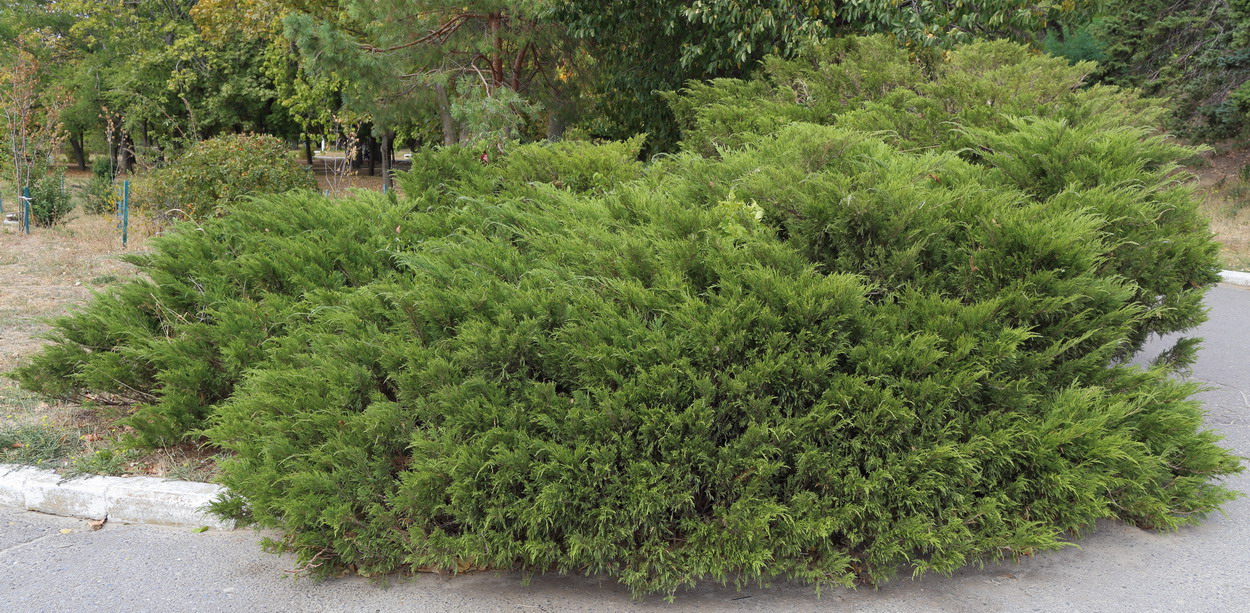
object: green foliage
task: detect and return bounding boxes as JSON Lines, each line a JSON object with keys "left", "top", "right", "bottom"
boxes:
{"left": 559, "top": 0, "right": 1098, "bottom": 150}
{"left": 83, "top": 175, "right": 117, "bottom": 215}
{"left": 132, "top": 133, "right": 316, "bottom": 219}
{"left": 51, "top": 0, "right": 304, "bottom": 158}
{"left": 283, "top": 1, "right": 566, "bottom": 146}
{"left": 492, "top": 135, "right": 647, "bottom": 194}
{"left": 1089, "top": 0, "right": 1250, "bottom": 139}
{"left": 12, "top": 37, "right": 1239, "bottom": 598}
{"left": 28, "top": 168, "right": 74, "bottom": 227}
{"left": 667, "top": 36, "right": 1214, "bottom": 352}
{"left": 91, "top": 156, "right": 113, "bottom": 180}
{"left": 1042, "top": 22, "right": 1108, "bottom": 65}
{"left": 449, "top": 76, "right": 544, "bottom": 147}
{"left": 83, "top": 158, "right": 117, "bottom": 215}
{"left": 670, "top": 36, "right": 1166, "bottom": 155}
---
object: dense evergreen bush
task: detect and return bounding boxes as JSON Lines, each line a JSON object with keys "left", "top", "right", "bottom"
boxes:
{"left": 666, "top": 36, "right": 1217, "bottom": 352}
{"left": 28, "top": 167, "right": 73, "bottom": 227}
{"left": 131, "top": 133, "right": 316, "bottom": 219}
{"left": 11, "top": 38, "right": 1240, "bottom": 598}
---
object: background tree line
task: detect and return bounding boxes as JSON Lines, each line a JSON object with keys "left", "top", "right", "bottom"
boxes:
{"left": 2, "top": 0, "right": 1248, "bottom": 195}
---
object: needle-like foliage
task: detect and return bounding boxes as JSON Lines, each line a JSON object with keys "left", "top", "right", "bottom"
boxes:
{"left": 11, "top": 38, "right": 1240, "bottom": 599}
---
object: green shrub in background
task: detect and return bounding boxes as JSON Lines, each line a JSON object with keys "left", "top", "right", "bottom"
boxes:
{"left": 1042, "top": 22, "right": 1109, "bottom": 65}
{"left": 28, "top": 167, "right": 74, "bottom": 227}
{"left": 11, "top": 38, "right": 1240, "bottom": 598}
{"left": 667, "top": 36, "right": 1165, "bottom": 156}
{"left": 131, "top": 133, "right": 317, "bottom": 219}
{"left": 83, "top": 157, "right": 118, "bottom": 215}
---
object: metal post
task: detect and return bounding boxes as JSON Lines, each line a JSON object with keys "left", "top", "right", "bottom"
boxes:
{"left": 122, "top": 180, "right": 129, "bottom": 247}
{"left": 23, "top": 187, "right": 31, "bottom": 234}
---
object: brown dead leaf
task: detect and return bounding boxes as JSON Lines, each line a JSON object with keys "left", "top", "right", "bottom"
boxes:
{"left": 455, "top": 558, "right": 487, "bottom": 573}
{"left": 88, "top": 518, "right": 106, "bottom": 531}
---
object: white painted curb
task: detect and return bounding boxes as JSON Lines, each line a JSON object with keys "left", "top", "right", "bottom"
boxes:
{"left": 0, "top": 464, "right": 233, "bottom": 530}
{"left": 1221, "top": 270, "right": 1250, "bottom": 288}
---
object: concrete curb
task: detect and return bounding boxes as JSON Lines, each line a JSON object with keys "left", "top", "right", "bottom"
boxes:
{"left": 1221, "top": 270, "right": 1250, "bottom": 288}
{"left": 0, "top": 464, "right": 233, "bottom": 530}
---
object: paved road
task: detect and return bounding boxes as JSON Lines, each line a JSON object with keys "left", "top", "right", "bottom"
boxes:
{"left": 3, "top": 285, "right": 1249, "bottom": 613}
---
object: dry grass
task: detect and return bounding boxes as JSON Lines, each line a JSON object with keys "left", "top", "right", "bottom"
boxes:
{"left": 1189, "top": 143, "right": 1250, "bottom": 272}
{"left": 0, "top": 209, "right": 145, "bottom": 371}
{"left": 0, "top": 159, "right": 398, "bottom": 479}
{"left": 1, "top": 195, "right": 221, "bottom": 479}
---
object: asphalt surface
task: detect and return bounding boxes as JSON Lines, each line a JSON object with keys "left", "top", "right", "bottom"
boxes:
{"left": 3, "top": 285, "right": 1249, "bottom": 613}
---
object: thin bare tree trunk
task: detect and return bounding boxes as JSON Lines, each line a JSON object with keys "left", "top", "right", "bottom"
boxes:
{"left": 381, "top": 130, "right": 393, "bottom": 191}
{"left": 489, "top": 12, "right": 504, "bottom": 88}
{"left": 367, "top": 134, "right": 378, "bottom": 176}
{"left": 435, "top": 83, "right": 456, "bottom": 146}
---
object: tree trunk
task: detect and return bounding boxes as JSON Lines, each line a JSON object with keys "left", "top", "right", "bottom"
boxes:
{"left": 107, "top": 131, "right": 118, "bottom": 176}
{"left": 367, "top": 134, "right": 378, "bottom": 176}
{"left": 435, "top": 83, "right": 456, "bottom": 146}
{"left": 116, "top": 134, "right": 135, "bottom": 175}
{"left": 351, "top": 126, "right": 363, "bottom": 170}
{"left": 123, "top": 135, "right": 136, "bottom": 174}
{"left": 547, "top": 92, "right": 574, "bottom": 142}
{"left": 547, "top": 113, "right": 567, "bottom": 142}
{"left": 70, "top": 133, "right": 87, "bottom": 170}
{"left": 304, "top": 137, "right": 313, "bottom": 166}
{"left": 381, "top": 130, "right": 394, "bottom": 191}
{"left": 489, "top": 12, "right": 504, "bottom": 88}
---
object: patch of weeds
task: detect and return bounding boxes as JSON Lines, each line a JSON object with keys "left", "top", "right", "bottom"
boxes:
{"left": 132, "top": 442, "right": 228, "bottom": 482}
{"left": 163, "top": 455, "right": 224, "bottom": 482}
{"left": 71, "top": 447, "right": 145, "bottom": 476}
{"left": 1228, "top": 185, "right": 1250, "bottom": 209}
{"left": 1181, "top": 153, "right": 1212, "bottom": 169}
{"left": 0, "top": 423, "right": 79, "bottom": 466}
{"left": 0, "top": 379, "right": 44, "bottom": 420}
{"left": 0, "top": 379, "right": 82, "bottom": 467}
{"left": 89, "top": 274, "right": 120, "bottom": 286}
